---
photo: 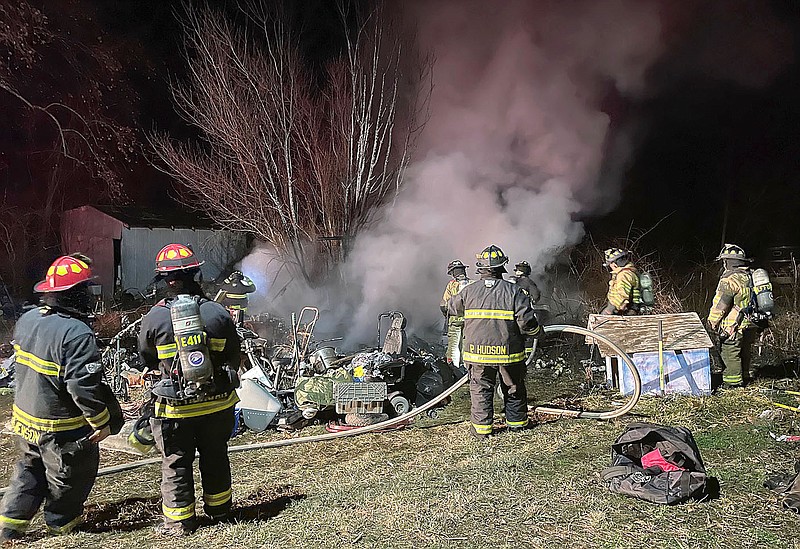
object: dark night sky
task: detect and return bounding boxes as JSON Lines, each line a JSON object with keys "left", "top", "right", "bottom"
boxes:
{"left": 2, "top": 0, "right": 800, "bottom": 285}
{"left": 588, "top": 0, "right": 800, "bottom": 264}
{"left": 99, "top": 0, "right": 800, "bottom": 263}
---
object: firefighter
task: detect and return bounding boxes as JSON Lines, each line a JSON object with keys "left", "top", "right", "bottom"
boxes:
{"left": 600, "top": 248, "right": 642, "bottom": 315}
{"left": 510, "top": 261, "right": 542, "bottom": 359}
{"left": 707, "top": 244, "right": 758, "bottom": 388}
{"left": 139, "top": 244, "right": 241, "bottom": 536}
{"left": 214, "top": 270, "right": 256, "bottom": 326}
{"left": 510, "top": 261, "right": 541, "bottom": 305}
{"left": 447, "top": 245, "right": 540, "bottom": 439}
{"left": 0, "top": 254, "right": 121, "bottom": 541}
{"left": 440, "top": 260, "right": 472, "bottom": 370}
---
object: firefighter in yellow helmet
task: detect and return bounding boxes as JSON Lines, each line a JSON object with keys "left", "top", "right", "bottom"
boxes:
{"left": 138, "top": 244, "right": 241, "bottom": 536}
{"left": 0, "top": 254, "right": 122, "bottom": 542}
{"left": 707, "top": 244, "right": 758, "bottom": 388}
{"left": 440, "top": 260, "right": 472, "bottom": 370}
{"left": 600, "top": 248, "right": 642, "bottom": 315}
{"left": 447, "top": 245, "right": 540, "bottom": 439}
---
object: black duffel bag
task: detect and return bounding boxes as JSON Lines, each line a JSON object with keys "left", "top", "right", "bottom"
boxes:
{"left": 601, "top": 422, "right": 711, "bottom": 505}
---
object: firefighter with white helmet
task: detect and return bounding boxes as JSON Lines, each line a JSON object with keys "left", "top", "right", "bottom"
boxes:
{"left": 0, "top": 254, "right": 122, "bottom": 542}
{"left": 138, "top": 244, "right": 241, "bottom": 536}
{"left": 707, "top": 244, "right": 758, "bottom": 388}
{"left": 600, "top": 248, "right": 642, "bottom": 315}
{"left": 440, "top": 259, "right": 473, "bottom": 369}
{"left": 447, "top": 245, "right": 540, "bottom": 439}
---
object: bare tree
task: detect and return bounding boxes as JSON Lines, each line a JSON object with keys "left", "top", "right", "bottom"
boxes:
{"left": 151, "top": 1, "right": 430, "bottom": 285}
{"left": 0, "top": 1, "right": 139, "bottom": 294}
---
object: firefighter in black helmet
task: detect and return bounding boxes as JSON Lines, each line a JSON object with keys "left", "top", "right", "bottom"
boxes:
{"left": 138, "top": 244, "right": 241, "bottom": 536}
{"left": 0, "top": 255, "right": 122, "bottom": 542}
{"left": 510, "top": 261, "right": 541, "bottom": 305}
{"left": 214, "top": 270, "right": 256, "bottom": 326}
{"left": 447, "top": 245, "right": 540, "bottom": 439}
{"left": 510, "top": 261, "right": 541, "bottom": 358}
{"left": 440, "top": 260, "right": 472, "bottom": 370}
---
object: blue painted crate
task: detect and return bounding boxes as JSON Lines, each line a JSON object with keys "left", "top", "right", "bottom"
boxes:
{"left": 616, "top": 348, "right": 711, "bottom": 396}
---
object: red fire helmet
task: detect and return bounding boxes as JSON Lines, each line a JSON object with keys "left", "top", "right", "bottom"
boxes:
{"left": 154, "top": 243, "right": 204, "bottom": 273}
{"left": 34, "top": 255, "right": 95, "bottom": 293}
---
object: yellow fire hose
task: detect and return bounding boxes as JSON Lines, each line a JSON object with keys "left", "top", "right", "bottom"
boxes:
{"left": 0, "top": 325, "right": 641, "bottom": 492}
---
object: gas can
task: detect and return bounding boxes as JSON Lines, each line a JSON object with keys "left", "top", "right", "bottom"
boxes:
{"left": 170, "top": 294, "right": 212, "bottom": 385}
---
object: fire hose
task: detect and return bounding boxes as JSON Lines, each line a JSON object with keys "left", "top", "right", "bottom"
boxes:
{"left": 0, "top": 325, "right": 640, "bottom": 492}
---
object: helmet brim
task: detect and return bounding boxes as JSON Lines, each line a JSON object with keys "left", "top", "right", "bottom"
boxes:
{"left": 715, "top": 254, "right": 752, "bottom": 262}
{"left": 154, "top": 260, "right": 205, "bottom": 273}
{"left": 33, "top": 275, "right": 98, "bottom": 293}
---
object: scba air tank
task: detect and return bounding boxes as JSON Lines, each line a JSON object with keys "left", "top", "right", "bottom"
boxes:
{"left": 639, "top": 272, "right": 655, "bottom": 307}
{"left": 170, "top": 294, "right": 213, "bottom": 387}
{"left": 751, "top": 268, "right": 774, "bottom": 314}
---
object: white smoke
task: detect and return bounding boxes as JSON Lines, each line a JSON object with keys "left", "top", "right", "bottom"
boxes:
{"left": 238, "top": 0, "right": 795, "bottom": 348}
{"left": 341, "top": 0, "right": 665, "bottom": 342}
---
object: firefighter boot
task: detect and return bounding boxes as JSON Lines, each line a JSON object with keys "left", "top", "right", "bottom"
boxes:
{"left": 469, "top": 424, "right": 490, "bottom": 441}
{"left": 155, "top": 517, "right": 198, "bottom": 537}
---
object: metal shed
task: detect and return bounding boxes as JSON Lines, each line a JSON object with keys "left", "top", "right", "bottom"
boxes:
{"left": 61, "top": 205, "right": 249, "bottom": 297}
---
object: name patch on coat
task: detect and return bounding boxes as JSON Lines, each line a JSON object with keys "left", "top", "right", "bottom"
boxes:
{"left": 468, "top": 344, "right": 508, "bottom": 355}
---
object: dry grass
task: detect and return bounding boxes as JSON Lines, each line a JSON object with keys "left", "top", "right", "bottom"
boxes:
{"left": 3, "top": 357, "right": 800, "bottom": 549}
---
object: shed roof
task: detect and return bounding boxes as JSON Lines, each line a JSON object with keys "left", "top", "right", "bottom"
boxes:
{"left": 88, "top": 205, "right": 217, "bottom": 230}
{"left": 585, "top": 312, "right": 713, "bottom": 357}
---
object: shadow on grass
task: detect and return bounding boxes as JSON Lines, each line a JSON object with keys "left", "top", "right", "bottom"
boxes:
{"left": 753, "top": 358, "right": 800, "bottom": 380}
{"left": 208, "top": 485, "right": 306, "bottom": 524}
{"left": 78, "top": 485, "right": 306, "bottom": 534}
{"left": 80, "top": 495, "right": 161, "bottom": 533}
{"left": 702, "top": 476, "right": 722, "bottom": 501}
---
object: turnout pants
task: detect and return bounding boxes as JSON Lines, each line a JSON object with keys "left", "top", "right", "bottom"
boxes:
{"left": 446, "top": 324, "right": 464, "bottom": 368}
{"left": 721, "top": 328, "right": 757, "bottom": 386}
{"left": 0, "top": 433, "right": 99, "bottom": 535}
{"left": 151, "top": 406, "right": 235, "bottom": 525}
{"left": 468, "top": 361, "right": 528, "bottom": 435}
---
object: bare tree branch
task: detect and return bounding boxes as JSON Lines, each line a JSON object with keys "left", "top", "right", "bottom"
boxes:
{"left": 151, "top": 1, "right": 430, "bottom": 286}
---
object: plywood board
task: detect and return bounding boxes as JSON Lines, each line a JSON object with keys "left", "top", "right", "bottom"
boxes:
{"left": 586, "top": 312, "right": 713, "bottom": 357}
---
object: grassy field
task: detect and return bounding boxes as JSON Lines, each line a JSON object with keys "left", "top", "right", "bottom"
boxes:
{"left": 3, "top": 368, "right": 800, "bottom": 549}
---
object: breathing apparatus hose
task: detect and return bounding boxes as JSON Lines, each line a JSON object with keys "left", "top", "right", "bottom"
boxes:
{"left": 0, "top": 325, "right": 640, "bottom": 492}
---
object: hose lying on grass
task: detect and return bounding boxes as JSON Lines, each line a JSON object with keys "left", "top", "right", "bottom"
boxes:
{"left": 0, "top": 325, "right": 640, "bottom": 493}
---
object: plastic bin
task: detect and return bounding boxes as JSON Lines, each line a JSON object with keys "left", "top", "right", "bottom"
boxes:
{"left": 333, "top": 382, "right": 387, "bottom": 414}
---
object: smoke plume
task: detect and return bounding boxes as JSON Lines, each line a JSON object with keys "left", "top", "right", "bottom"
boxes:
{"left": 242, "top": 0, "right": 795, "bottom": 347}
{"left": 341, "top": 0, "right": 665, "bottom": 342}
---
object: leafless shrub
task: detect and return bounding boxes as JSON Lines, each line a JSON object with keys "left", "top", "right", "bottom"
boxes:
{"left": 151, "top": 1, "right": 431, "bottom": 285}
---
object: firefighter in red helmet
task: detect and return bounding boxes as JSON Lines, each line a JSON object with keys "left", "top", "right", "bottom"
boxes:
{"left": 138, "top": 244, "right": 241, "bottom": 536}
{"left": 0, "top": 254, "right": 122, "bottom": 542}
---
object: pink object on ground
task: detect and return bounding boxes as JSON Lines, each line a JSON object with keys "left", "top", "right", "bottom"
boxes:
{"left": 641, "top": 448, "right": 686, "bottom": 472}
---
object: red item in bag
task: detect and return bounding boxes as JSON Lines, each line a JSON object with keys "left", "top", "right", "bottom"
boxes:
{"left": 641, "top": 448, "right": 686, "bottom": 472}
